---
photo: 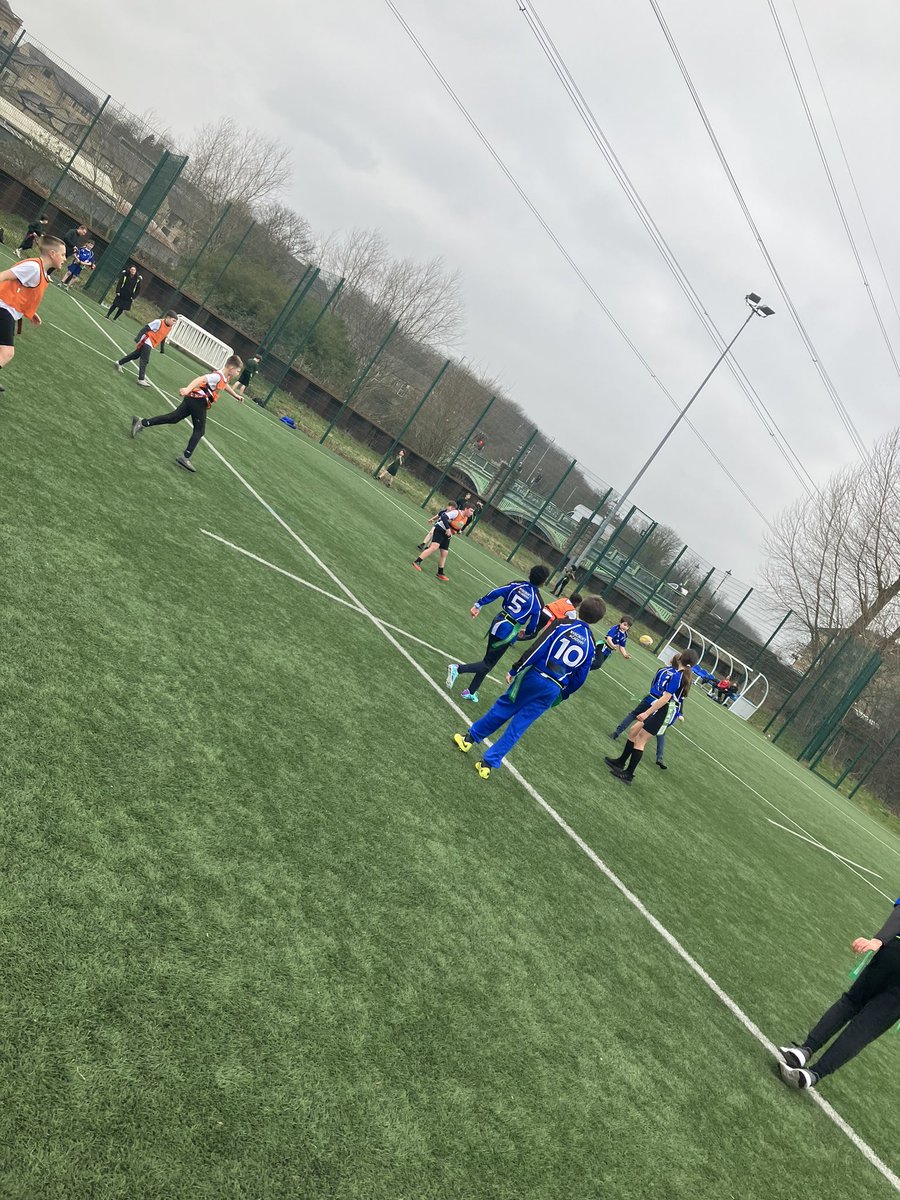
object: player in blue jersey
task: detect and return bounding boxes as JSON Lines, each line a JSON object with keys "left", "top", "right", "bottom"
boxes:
{"left": 592, "top": 615, "right": 632, "bottom": 670}
{"left": 446, "top": 564, "right": 550, "bottom": 703}
{"left": 60, "top": 241, "right": 95, "bottom": 290}
{"left": 653, "top": 694, "right": 684, "bottom": 770}
{"left": 604, "top": 648, "right": 698, "bottom": 784}
{"left": 453, "top": 595, "right": 606, "bottom": 778}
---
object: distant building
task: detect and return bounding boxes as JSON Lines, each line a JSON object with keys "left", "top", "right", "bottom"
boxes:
{"left": 0, "top": 2, "right": 23, "bottom": 47}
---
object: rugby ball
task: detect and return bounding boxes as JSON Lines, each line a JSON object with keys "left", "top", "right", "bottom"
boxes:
{"left": 639, "top": 634, "right": 653, "bottom": 646}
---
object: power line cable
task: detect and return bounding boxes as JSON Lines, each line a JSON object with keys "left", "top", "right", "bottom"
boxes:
{"left": 518, "top": 0, "right": 818, "bottom": 498}
{"left": 790, "top": 0, "right": 900, "bottom": 332}
{"left": 647, "top": 0, "right": 869, "bottom": 460}
{"left": 381, "top": 0, "right": 774, "bottom": 528}
{"left": 769, "top": 0, "right": 900, "bottom": 378}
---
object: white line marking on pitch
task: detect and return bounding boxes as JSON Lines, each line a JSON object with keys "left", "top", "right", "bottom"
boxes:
{"left": 199, "top": 529, "right": 505, "bottom": 685}
{"left": 48, "top": 319, "right": 247, "bottom": 441}
{"left": 766, "top": 820, "right": 883, "bottom": 877}
{"left": 605, "top": 672, "right": 894, "bottom": 902}
{"left": 237, "top": 402, "right": 499, "bottom": 587}
{"left": 64, "top": 295, "right": 900, "bottom": 1192}
{"left": 695, "top": 682, "right": 900, "bottom": 862}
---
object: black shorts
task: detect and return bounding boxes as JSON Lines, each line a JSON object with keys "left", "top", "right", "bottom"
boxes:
{"left": 432, "top": 525, "right": 451, "bottom": 550}
{"left": 238, "top": 370, "right": 253, "bottom": 387}
{"left": 640, "top": 697, "right": 670, "bottom": 736}
{"left": 0, "top": 306, "right": 17, "bottom": 346}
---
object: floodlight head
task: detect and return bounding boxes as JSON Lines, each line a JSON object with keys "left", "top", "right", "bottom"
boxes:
{"left": 746, "top": 292, "right": 775, "bottom": 317}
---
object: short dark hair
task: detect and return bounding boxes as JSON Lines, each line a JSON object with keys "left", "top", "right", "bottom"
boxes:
{"left": 577, "top": 595, "right": 606, "bottom": 625}
{"left": 529, "top": 564, "right": 550, "bottom": 586}
{"left": 225, "top": 354, "right": 244, "bottom": 370}
{"left": 164, "top": 309, "right": 178, "bottom": 320}
{"left": 569, "top": 591, "right": 583, "bottom": 605}
{"left": 619, "top": 615, "right": 633, "bottom": 626}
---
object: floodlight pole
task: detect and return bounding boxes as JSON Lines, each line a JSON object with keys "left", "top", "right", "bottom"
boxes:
{"left": 569, "top": 298, "right": 772, "bottom": 575}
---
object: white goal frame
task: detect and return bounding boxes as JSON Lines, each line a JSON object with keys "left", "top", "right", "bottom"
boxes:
{"left": 168, "top": 316, "right": 233, "bottom": 370}
{"left": 656, "top": 620, "right": 769, "bottom": 720}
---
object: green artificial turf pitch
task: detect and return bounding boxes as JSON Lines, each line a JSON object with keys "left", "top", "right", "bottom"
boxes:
{"left": 3, "top": 275, "right": 900, "bottom": 1199}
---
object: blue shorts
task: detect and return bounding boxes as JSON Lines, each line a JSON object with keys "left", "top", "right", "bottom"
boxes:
{"left": 67, "top": 263, "right": 83, "bottom": 277}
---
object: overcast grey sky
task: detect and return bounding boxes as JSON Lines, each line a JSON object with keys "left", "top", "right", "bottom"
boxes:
{"left": 23, "top": 0, "right": 900, "bottom": 580}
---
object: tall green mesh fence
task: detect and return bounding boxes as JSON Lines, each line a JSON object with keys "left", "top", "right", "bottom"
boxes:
{"left": 84, "top": 149, "right": 187, "bottom": 301}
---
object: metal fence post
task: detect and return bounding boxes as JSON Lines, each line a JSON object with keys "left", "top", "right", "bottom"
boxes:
{"left": 506, "top": 459, "right": 577, "bottom": 563}
{"left": 555, "top": 488, "right": 613, "bottom": 569}
{"left": 848, "top": 732, "right": 899, "bottom": 799}
{"left": 602, "top": 521, "right": 658, "bottom": 598}
{"left": 799, "top": 651, "right": 882, "bottom": 763}
{"left": 421, "top": 395, "right": 496, "bottom": 509}
{"left": 174, "top": 201, "right": 232, "bottom": 293}
{"left": 716, "top": 586, "right": 753, "bottom": 640}
{"left": 578, "top": 505, "right": 637, "bottom": 587}
{"left": 762, "top": 632, "right": 838, "bottom": 735}
{"left": 633, "top": 544, "right": 688, "bottom": 622}
{"left": 0, "top": 28, "right": 24, "bottom": 77}
{"left": 654, "top": 565, "right": 716, "bottom": 653}
{"left": 320, "top": 319, "right": 399, "bottom": 445}
{"left": 257, "top": 266, "right": 317, "bottom": 360}
{"left": 772, "top": 638, "right": 852, "bottom": 747}
{"left": 373, "top": 361, "right": 450, "bottom": 477}
{"left": 464, "top": 429, "right": 539, "bottom": 536}
{"left": 192, "top": 220, "right": 255, "bottom": 318}
{"left": 746, "top": 609, "right": 793, "bottom": 673}
{"left": 43, "top": 94, "right": 111, "bottom": 214}
{"left": 261, "top": 278, "right": 344, "bottom": 406}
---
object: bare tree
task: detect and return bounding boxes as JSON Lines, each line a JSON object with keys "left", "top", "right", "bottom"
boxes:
{"left": 319, "top": 227, "right": 464, "bottom": 366}
{"left": 763, "top": 429, "right": 900, "bottom": 646}
{"left": 402, "top": 362, "right": 498, "bottom": 465}
{"left": 184, "top": 117, "right": 291, "bottom": 209}
{"left": 256, "top": 201, "right": 314, "bottom": 262}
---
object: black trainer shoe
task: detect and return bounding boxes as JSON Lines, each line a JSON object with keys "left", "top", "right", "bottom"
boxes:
{"left": 779, "top": 1063, "right": 818, "bottom": 1089}
{"left": 604, "top": 755, "right": 623, "bottom": 769}
{"left": 610, "top": 767, "right": 633, "bottom": 785}
{"left": 778, "top": 1045, "right": 810, "bottom": 1070}
{"left": 656, "top": 761, "right": 668, "bottom": 770}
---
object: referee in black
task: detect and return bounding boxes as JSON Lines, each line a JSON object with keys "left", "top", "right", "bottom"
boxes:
{"left": 779, "top": 900, "right": 900, "bottom": 1088}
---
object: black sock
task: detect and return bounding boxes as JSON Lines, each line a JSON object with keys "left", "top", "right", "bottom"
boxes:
{"left": 627, "top": 746, "right": 644, "bottom": 775}
{"left": 414, "top": 557, "right": 422, "bottom": 565}
{"left": 611, "top": 741, "right": 632, "bottom": 768}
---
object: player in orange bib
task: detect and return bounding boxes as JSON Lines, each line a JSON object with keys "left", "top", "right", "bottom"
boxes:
{"left": 130, "top": 354, "right": 243, "bottom": 472}
{"left": 0, "top": 234, "right": 66, "bottom": 393}
{"left": 115, "top": 309, "right": 177, "bottom": 386}
{"left": 412, "top": 505, "right": 475, "bottom": 582}
{"left": 539, "top": 590, "right": 583, "bottom": 630}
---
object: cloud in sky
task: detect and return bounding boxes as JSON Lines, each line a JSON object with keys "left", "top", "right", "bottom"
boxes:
{"left": 23, "top": 0, "right": 900, "bottom": 580}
